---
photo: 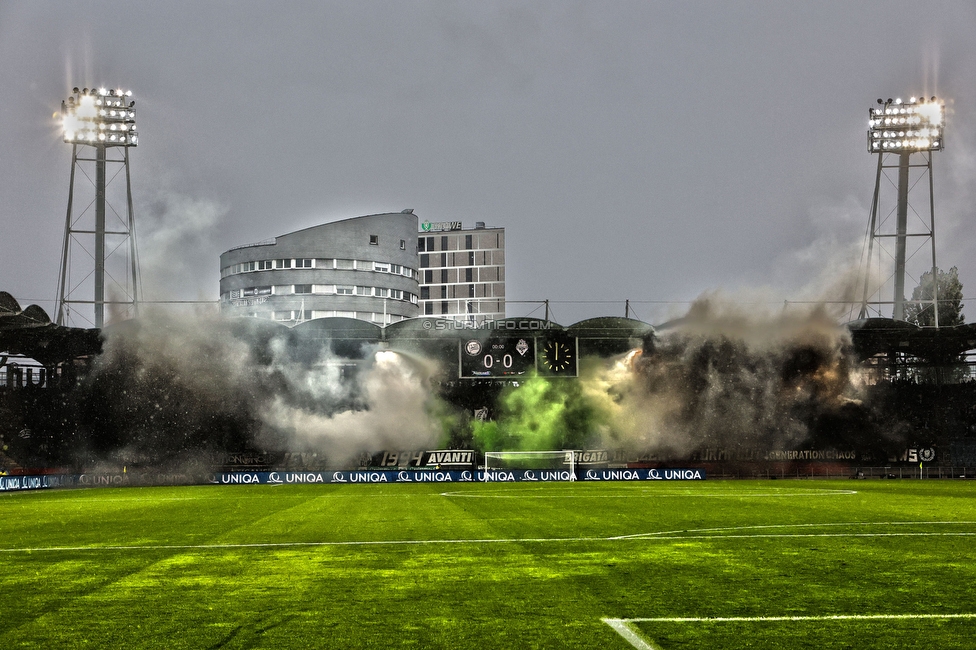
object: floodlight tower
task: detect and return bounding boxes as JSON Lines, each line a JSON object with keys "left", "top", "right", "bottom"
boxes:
{"left": 56, "top": 86, "right": 141, "bottom": 328}
{"left": 858, "top": 96, "right": 945, "bottom": 324}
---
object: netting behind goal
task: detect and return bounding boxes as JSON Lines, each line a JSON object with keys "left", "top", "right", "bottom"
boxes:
{"left": 483, "top": 450, "right": 579, "bottom": 480}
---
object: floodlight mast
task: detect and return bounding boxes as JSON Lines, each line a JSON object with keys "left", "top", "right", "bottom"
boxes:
{"left": 56, "top": 87, "right": 141, "bottom": 328}
{"left": 859, "top": 96, "right": 945, "bottom": 324}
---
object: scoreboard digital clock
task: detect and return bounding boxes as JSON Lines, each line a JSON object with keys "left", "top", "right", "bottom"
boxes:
{"left": 459, "top": 335, "right": 577, "bottom": 379}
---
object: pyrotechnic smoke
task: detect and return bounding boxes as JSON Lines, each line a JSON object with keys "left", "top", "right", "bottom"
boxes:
{"left": 138, "top": 191, "right": 228, "bottom": 303}
{"left": 259, "top": 349, "right": 445, "bottom": 464}
{"left": 472, "top": 374, "right": 596, "bottom": 452}
{"left": 72, "top": 292, "right": 892, "bottom": 469}
{"left": 585, "top": 294, "right": 864, "bottom": 456}
{"left": 472, "top": 294, "right": 879, "bottom": 459}
{"left": 76, "top": 311, "right": 445, "bottom": 469}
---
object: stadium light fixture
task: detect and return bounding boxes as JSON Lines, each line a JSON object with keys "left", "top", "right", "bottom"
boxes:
{"left": 867, "top": 96, "right": 944, "bottom": 153}
{"left": 56, "top": 84, "right": 141, "bottom": 330}
{"left": 859, "top": 93, "right": 945, "bottom": 324}
{"left": 61, "top": 87, "right": 138, "bottom": 147}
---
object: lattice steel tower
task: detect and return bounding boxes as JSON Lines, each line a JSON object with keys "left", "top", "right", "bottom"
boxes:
{"left": 858, "top": 95, "right": 945, "bottom": 324}
{"left": 56, "top": 86, "right": 141, "bottom": 328}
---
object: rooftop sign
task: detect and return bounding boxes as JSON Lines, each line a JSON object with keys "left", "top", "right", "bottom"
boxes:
{"left": 421, "top": 221, "right": 462, "bottom": 232}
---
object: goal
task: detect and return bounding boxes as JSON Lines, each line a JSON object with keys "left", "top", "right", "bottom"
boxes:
{"left": 482, "top": 450, "right": 579, "bottom": 481}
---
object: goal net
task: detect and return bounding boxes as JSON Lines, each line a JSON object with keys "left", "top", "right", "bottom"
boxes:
{"left": 482, "top": 450, "right": 579, "bottom": 481}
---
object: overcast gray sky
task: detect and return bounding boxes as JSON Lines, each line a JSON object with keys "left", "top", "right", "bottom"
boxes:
{"left": 2, "top": 1, "right": 975, "bottom": 326}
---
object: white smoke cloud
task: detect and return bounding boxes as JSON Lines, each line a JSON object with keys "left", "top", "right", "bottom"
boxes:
{"left": 261, "top": 350, "right": 444, "bottom": 464}
{"left": 88, "top": 309, "right": 445, "bottom": 468}
{"left": 136, "top": 190, "right": 227, "bottom": 302}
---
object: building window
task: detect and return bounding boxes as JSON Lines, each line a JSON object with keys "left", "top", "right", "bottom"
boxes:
{"left": 391, "top": 264, "right": 401, "bottom": 274}
{"left": 440, "top": 253, "right": 447, "bottom": 267}
{"left": 400, "top": 239, "right": 406, "bottom": 250}
{"left": 375, "top": 287, "right": 388, "bottom": 297}
{"left": 258, "top": 260, "right": 273, "bottom": 270}
{"left": 356, "top": 286, "right": 370, "bottom": 296}
{"left": 420, "top": 254, "right": 429, "bottom": 268}
{"left": 417, "top": 237, "right": 425, "bottom": 252}
{"left": 465, "top": 268, "right": 473, "bottom": 283}
{"left": 390, "top": 289, "right": 402, "bottom": 300}
{"left": 295, "top": 258, "right": 313, "bottom": 268}
{"left": 275, "top": 259, "right": 292, "bottom": 269}
{"left": 425, "top": 303, "right": 433, "bottom": 315}
{"left": 440, "top": 286, "right": 447, "bottom": 299}
{"left": 374, "top": 262, "right": 390, "bottom": 273}
{"left": 468, "top": 251, "right": 475, "bottom": 266}
{"left": 441, "top": 301, "right": 449, "bottom": 315}
{"left": 441, "top": 269, "right": 448, "bottom": 284}
{"left": 469, "top": 284, "right": 475, "bottom": 297}
{"left": 426, "top": 236, "right": 434, "bottom": 251}
{"left": 294, "top": 284, "right": 312, "bottom": 294}
{"left": 441, "top": 236, "right": 448, "bottom": 251}
{"left": 369, "top": 235, "right": 379, "bottom": 245}
{"left": 465, "top": 234, "right": 472, "bottom": 249}
{"left": 420, "top": 287, "right": 430, "bottom": 300}
{"left": 336, "top": 286, "right": 354, "bottom": 295}
{"left": 424, "top": 270, "right": 433, "bottom": 283}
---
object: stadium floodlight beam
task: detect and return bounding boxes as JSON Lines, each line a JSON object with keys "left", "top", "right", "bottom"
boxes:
{"left": 859, "top": 95, "right": 945, "bottom": 324}
{"left": 56, "top": 86, "right": 141, "bottom": 329}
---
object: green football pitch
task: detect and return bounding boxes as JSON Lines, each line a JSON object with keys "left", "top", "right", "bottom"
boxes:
{"left": 2, "top": 480, "right": 975, "bottom": 648}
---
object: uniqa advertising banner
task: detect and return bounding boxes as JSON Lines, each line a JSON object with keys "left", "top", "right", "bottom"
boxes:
{"left": 209, "top": 468, "right": 706, "bottom": 485}
{"left": 0, "top": 474, "right": 76, "bottom": 492}
{"left": 1, "top": 468, "right": 706, "bottom": 491}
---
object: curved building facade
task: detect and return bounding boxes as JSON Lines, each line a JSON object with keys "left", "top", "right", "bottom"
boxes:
{"left": 219, "top": 212, "right": 421, "bottom": 325}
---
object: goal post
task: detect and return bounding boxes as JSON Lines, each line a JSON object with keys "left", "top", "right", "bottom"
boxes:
{"left": 482, "top": 450, "right": 579, "bottom": 481}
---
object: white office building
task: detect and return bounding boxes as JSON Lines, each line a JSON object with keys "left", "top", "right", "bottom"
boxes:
{"left": 417, "top": 220, "right": 505, "bottom": 323}
{"left": 219, "top": 212, "right": 421, "bottom": 325}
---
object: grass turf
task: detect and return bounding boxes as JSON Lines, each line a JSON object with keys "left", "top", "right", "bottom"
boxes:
{"left": 1, "top": 480, "right": 975, "bottom": 648}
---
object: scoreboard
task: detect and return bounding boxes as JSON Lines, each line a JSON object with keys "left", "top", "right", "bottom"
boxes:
{"left": 459, "top": 337, "right": 534, "bottom": 378}
{"left": 459, "top": 335, "right": 577, "bottom": 379}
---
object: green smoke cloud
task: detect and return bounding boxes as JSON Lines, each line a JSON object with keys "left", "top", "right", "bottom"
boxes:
{"left": 472, "top": 373, "right": 598, "bottom": 451}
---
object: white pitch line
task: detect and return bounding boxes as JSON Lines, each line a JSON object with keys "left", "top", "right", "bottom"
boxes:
{"left": 1, "top": 523, "right": 975, "bottom": 553}
{"left": 603, "top": 613, "right": 976, "bottom": 650}
{"left": 617, "top": 613, "right": 976, "bottom": 623}
{"left": 602, "top": 619, "right": 662, "bottom": 650}
{"left": 608, "top": 520, "right": 976, "bottom": 540}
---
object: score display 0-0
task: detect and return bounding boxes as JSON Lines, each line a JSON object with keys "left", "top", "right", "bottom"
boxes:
{"left": 459, "top": 335, "right": 577, "bottom": 378}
